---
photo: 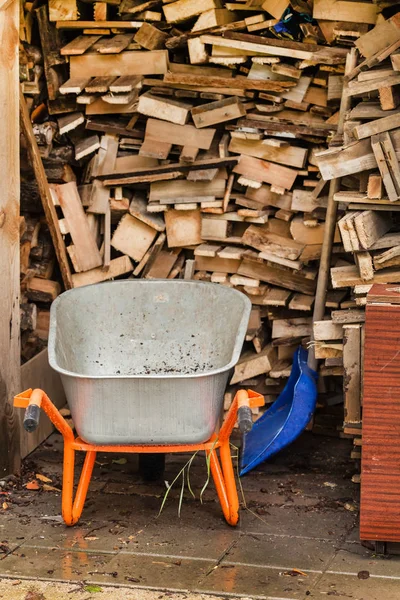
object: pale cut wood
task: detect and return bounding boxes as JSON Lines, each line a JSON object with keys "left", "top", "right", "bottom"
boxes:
{"left": 165, "top": 209, "right": 202, "bottom": 247}
{"left": 242, "top": 226, "right": 304, "bottom": 260}
{"left": 109, "top": 75, "right": 143, "bottom": 93}
{"left": 192, "top": 8, "right": 236, "bottom": 32}
{"left": 238, "top": 257, "right": 316, "bottom": 295}
{"left": 230, "top": 344, "right": 277, "bottom": 384}
{"left": 56, "top": 183, "right": 103, "bottom": 272}
{"left": 1, "top": 0, "right": 20, "bottom": 474}
{"left": 261, "top": 0, "right": 289, "bottom": 19}
{"left": 234, "top": 154, "right": 298, "bottom": 190}
{"left": 367, "top": 174, "right": 383, "bottom": 199}
{"left": 373, "top": 246, "right": 400, "bottom": 271}
{"left": 129, "top": 194, "right": 165, "bottom": 232}
{"left": 134, "top": 22, "right": 168, "bottom": 49}
{"left": 191, "top": 97, "right": 246, "bottom": 128}
{"left": 72, "top": 255, "right": 133, "bottom": 287}
{"left": 229, "top": 137, "right": 307, "bottom": 169}
{"left": 70, "top": 50, "right": 169, "bottom": 78}
{"left": 163, "top": 0, "right": 221, "bottom": 23}
{"left": 288, "top": 294, "right": 314, "bottom": 312}
{"left": 149, "top": 179, "right": 225, "bottom": 202}
{"left": 59, "top": 76, "right": 92, "bottom": 94}
{"left": 56, "top": 20, "right": 143, "bottom": 29}
{"left": 49, "top": 0, "right": 78, "bottom": 21}
{"left": 313, "top": 0, "right": 377, "bottom": 25}
{"left": 164, "top": 72, "right": 296, "bottom": 93}
{"left": 61, "top": 35, "right": 101, "bottom": 55}
{"left": 85, "top": 75, "right": 117, "bottom": 93}
{"left": 313, "top": 320, "right": 343, "bottom": 341}
{"left": 272, "top": 317, "right": 312, "bottom": 339}
{"left": 355, "top": 251, "right": 374, "bottom": 282}
{"left": 343, "top": 324, "right": 361, "bottom": 424}
{"left": 354, "top": 112, "right": 400, "bottom": 141}
{"left": 331, "top": 265, "right": 400, "bottom": 288}
{"left": 356, "top": 13, "right": 400, "bottom": 58}
{"left": 58, "top": 112, "right": 85, "bottom": 135}
{"left": 144, "top": 118, "right": 216, "bottom": 149}
{"left": 96, "top": 33, "right": 133, "bottom": 54}
{"left": 111, "top": 213, "right": 157, "bottom": 261}
{"left": 137, "top": 91, "right": 192, "bottom": 125}
{"left": 354, "top": 210, "right": 391, "bottom": 250}
{"left": 187, "top": 37, "right": 208, "bottom": 65}
{"left": 200, "top": 32, "right": 348, "bottom": 63}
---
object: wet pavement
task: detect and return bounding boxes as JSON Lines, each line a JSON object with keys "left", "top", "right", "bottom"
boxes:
{"left": 0, "top": 432, "right": 399, "bottom": 599}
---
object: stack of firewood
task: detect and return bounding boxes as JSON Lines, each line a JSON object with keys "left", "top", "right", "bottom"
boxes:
{"left": 19, "top": 0, "right": 399, "bottom": 432}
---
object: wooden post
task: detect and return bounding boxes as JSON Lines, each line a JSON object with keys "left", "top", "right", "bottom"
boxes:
{"left": 0, "top": 0, "right": 21, "bottom": 475}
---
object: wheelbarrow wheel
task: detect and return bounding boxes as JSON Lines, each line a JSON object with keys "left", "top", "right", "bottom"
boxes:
{"left": 139, "top": 453, "right": 166, "bottom": 481}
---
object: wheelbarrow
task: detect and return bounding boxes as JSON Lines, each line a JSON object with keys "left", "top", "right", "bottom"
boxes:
{"left": 14, "top": 280, "right": 263, "bottom": 526}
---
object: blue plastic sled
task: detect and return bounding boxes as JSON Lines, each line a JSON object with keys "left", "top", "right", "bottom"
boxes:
{"left": 240, "top": 347, "right": 318, "bottom": 476}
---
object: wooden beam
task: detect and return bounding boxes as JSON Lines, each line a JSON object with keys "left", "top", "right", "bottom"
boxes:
{"left": 0, "top": 0, "right": 20, "bottom": 475}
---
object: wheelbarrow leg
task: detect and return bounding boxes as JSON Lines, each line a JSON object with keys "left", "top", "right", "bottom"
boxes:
{"left": 62, "top": 440, "right": 96, "bottom": 526}
{"left": 208, "top": 444, "right": 239, "bottom": 526}
{"left": 62, "top": 442, "right": 76, "bottom": 526}
{"left": 220, "top": 441, "right": 239, "bottom": 526}
{"left": 73, "top": 450, "right": 97, "bottom": 524}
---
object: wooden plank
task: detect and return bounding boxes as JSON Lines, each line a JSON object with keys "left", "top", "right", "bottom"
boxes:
{"left": 238, "top": 257, "right": 316, "bottom": 295}
{"left": 137, "top": 91, "right": 192, "bottom": 125}
{"left": 59, "top": 76, "right": 92, "bottom": 94}
{"left": 72, "top": 255, "right": 133, "bottom": 287}
{"left": 149, "top": 179, "right": 225, "bottom": 202}
{"left": 96, "top": 33, "right": 133, "bottom": 54}
{"left": 331, "top": 265, "right": 400, "bottom": 288}
{"left": 230, "top": 344, "right": 277, "bottom": 384}
{"left": 60, "top": 35, "right": 101, "bottom": 56}
{"left": 56, "top": 182, "right": 103, "bottom": 271}
{"left": 200, "top": 32, "right": 348, "bottom": 63}
{"left": 85, "top": 75, "right": 117, "bottom": 93}
{"left": 163, "top": 0, "right": 221, "bottom": 23}
{"left": 56, "top": 20, "right": 143, "bottom": 29}
{"left": 20, "top": 94, "right": 73, "bottom": 289}
{"left": 229, "top": 137, "right": 307, "bottom": 169}
{"left": 165, "top": 209, "right": 202, "bottom": 247}
{"left": 111, "top": 213, "right": 157, "bottom": 261}
{"left": 354, "top": 112, "right": 400, "bottom": 141}
{"left": 354, "top": 210, "right": 391, "bottom": 250}
{"left": 19, "top": 350, "right": 66, "bottom": 459}
{"left": 49, "top": 0, "right": 78, "bottom": 21}
{"left": 371, "top": 134, "right": 400, "bottom": 202}
{"left": 0, "top": 0, "right": 20, "bottom": 474}
{"left": 191, "top": 96, "right": 246, "bottom": 128}
{"left": 313, "top": 320, "right": 343, "bottom": 340}
{"left": 134, "top": 22, "right": 168, "bottom": 49}
{"left": 233, "top": 154, "right": 298, "bottom": 189}
{"left": 261, "top": 0, "right": 289, "bottom": 19}
{"left": 313, "top": 0, "right": 377, "bottom": 25}
{"left": 356, "top": 13, "right": 400, "bottom": 58}
{"left": 144, "top": 118, "right": 216, "bottom": 149}
{"left": 70, "top": 50, "right": 169, "bottom": 78}
{"left": 164, "top": 71, "right": 296, "bottom": 93}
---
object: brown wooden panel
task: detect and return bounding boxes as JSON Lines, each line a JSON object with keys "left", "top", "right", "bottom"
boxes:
{"left": 19, "top": 349, "right": 66, "bottom": 459}
{"left": 361, "top": 287, "right": 400, "bottom": 541}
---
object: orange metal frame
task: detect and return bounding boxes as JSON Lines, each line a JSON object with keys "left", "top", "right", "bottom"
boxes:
{"left": 14, "top": 388, "right": 264, "bottom": 527}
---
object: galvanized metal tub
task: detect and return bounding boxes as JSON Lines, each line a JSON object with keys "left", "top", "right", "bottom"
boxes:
{"left": 48, "top": 280, "right": 251, "bottom": 445}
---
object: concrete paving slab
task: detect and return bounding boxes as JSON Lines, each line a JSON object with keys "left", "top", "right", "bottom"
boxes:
{"left": 225, "top": 533, "right": 337, "bottom": 572}
{"left": 307, "top": 571, "right": 400, "bottom": 599}
{"left": 328, "top": 542, "right": 400, "bottom": 577}
{"left": 197, "top": 562, "right": 318, "bottom": 599}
